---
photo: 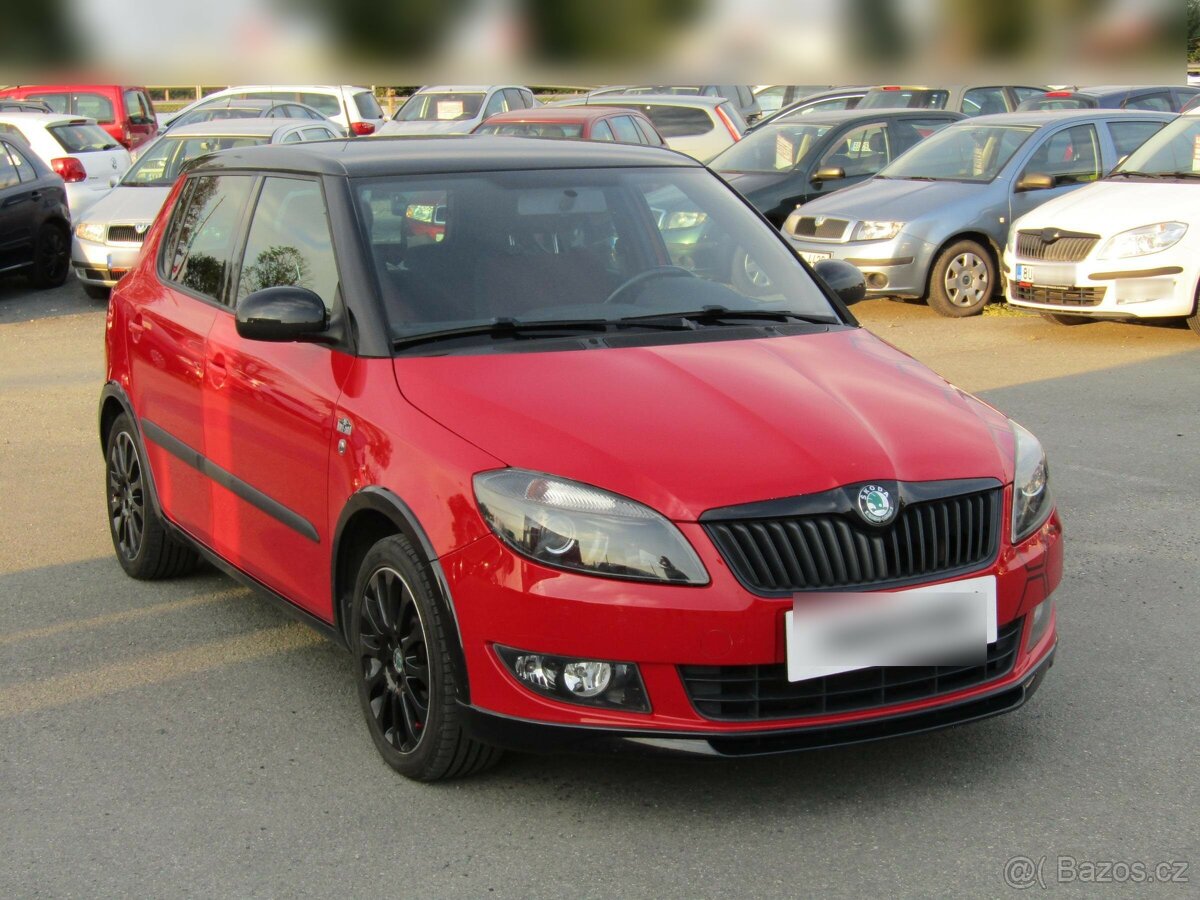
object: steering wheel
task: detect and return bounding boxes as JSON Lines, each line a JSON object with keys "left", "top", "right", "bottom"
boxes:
{"left": 603, "top": 265, "right": 697, "bottom": 305}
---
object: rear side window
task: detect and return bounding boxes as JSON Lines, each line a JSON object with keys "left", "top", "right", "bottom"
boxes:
{"left": 0, "top": 145, "right": 19, "bottom": 190}
{"left": 591, "top": 120, "right": 615, "bottom": 141}
{"left": 609, "top": 115, "right": 642, "bottom": 143}
{"left": 26, "top": 92, "right": 69, "bottom": 114}
{"left": 5, "top": 141, "right": 37, "bottom": 182}
{"left": 1123, "top": 92, "right": 1172, "bottom": 112}
{"left": 162, "top": 174, "right": 256, "bottom": 302}
{"left": 301, "top": 126, "right": 334, "bottom": 141}
{"left": 962, "top": 87, "right": 1008, "bottom": 116}
{"left": 72, "top": 92, "right": 115, "bottom": 123}
{"left": 627, "top": 105, "right": 713, "bottom": 137}
{"left": 353, "top": 90, "right": 383, "bottom": 119}
{"left": 297, "top": 93, "right": 340, "bottom": 118}
{"left": 236, "top": 177, "right": 340, "bottom": 311}
{"left": 1013, "top": 86, "right": 1045, "bottom": 104}
{"left": 1108, "top": 120, "right": 1166, "bottom": 159}
{"left": 633, "top": 117, "right": 664, "bottom": 146}
{"left": 503, "top": 88, "right": 528, "bottom": 111}
{"left": 48, "top": 123, "right": 118, "bottom": 152}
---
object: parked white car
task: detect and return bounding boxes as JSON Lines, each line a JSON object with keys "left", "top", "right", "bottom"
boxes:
{"left": 0, "top": 113, "right": 130, "bottom": 220}
{"left": 71, "top": 119, "right": 341, "bottom": 298}
{"left": 1005, "top": 109, "right": 1200, "bottom": 335}
{"left": 378, "top": 85, "right": 539, "bottom": 135}
{"left": 162, "top": 85, "right": 385, "bottom": 136}
{"left": 554, "top": 94, "right": 744, "bottom": 162}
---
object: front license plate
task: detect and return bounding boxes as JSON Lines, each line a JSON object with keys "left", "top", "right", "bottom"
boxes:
{"left": 785, "top": 575, "right": 997, "bottom": 683}
{"left": 1015, "top": 263, "right": 1035, "bottom": 283}
{"left": 800, "top": 250, "right": 832, "bottom": 265}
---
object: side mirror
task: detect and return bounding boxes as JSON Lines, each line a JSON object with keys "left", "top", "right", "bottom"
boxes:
{"left": 1015, "top": 172, "right": 1055, "bottom": 192}
{"left": 813, "top": 258, "right": 867, "bottom": 306}
{"left": 235, "top": 286, "right": 328, "bottom": 342}
{"left": 811, "top": 166, "right": 846, "bottom": 183}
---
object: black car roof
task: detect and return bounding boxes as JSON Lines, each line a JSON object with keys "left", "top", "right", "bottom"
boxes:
{"left": 190, "top": 134, "right": 701, "bottom": 177}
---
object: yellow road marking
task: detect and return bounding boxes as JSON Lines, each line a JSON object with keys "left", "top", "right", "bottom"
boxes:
{"left": 0, "top": 623, "right": 324, "bottom": 718}
{"left": 0, "top": 590, "right": 247, "bottom": 647}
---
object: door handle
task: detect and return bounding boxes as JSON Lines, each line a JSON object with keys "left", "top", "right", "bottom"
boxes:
{"left": 207, "top": 353, "right": 227, "bottom": 389}
{"left": 29, "top": 190, "right": 41, "bottom": 202}
{"left": 128, "top": 313, "right": 146, "bottom": 342}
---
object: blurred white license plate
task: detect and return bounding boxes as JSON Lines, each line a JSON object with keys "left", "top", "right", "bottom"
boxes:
{"left": 800, "top": 250, "right": 832, "bottom": 265}
{"left": 1016, "top": 262, "right": 1075, "bottom": 285}
{"left": 785, "top": 575, "right": 997, "bottom": 682}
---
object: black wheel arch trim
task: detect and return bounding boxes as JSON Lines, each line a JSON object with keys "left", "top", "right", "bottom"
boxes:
{"left": 99, "top": 382, "right": 165, "bottom": 522}
{"left": 332, "top": 486, "right": 470, "bottom": 702}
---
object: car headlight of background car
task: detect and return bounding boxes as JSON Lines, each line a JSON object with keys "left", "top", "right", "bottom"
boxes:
{"left": 851, "top": 220, "right": 905, "bottom": 242}
{"left": 1097, "top": 222, "right": 1186, "bottom": 259}
{"left": 473, "top": 469, "right": 708, "bottom": 584}
{"left": 1010, "top": 421, "right": 1052, "bottom": 543}
{"left": 74, "top": 222, "right": 107, "bottom": 244}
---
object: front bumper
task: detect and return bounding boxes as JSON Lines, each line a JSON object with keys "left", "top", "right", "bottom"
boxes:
{"left": 72, "top": 237, "right": 141, "bottom": 288}
{"left": 443, "top": 509, "right": 1063, "bottom": 754}
{"left": 786, "top": 231, "right": 936, "bottom": 298}
{"left": 1004, "top": 247, "right": 1197, "bottom": 319}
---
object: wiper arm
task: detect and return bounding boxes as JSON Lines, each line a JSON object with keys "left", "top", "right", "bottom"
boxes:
{"left": 1163, "top": 171, "right": 1200, "bottom": 179}
{"left": 898, "top": 175, "right": 938, "bottom": 181}
{"left": 1107, "top": 170, "right": 1164, "bottom": 180}
{"left": 621, "top": 305, "right": 838, "bottom": 328}
{"left": 392, "top": 317, "right": 610, "bottom": 350}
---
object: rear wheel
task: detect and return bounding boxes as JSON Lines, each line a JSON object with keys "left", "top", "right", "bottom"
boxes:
{"left": 1042, "top": 313, "right": 1094, "bottom": 326}
{"left": 926, "top": 239, "right": 994, "bottom": 317}
{"left": 351, "top": 534, "right": 502, "bottom": 781}
{"left": 30, "top": 222, "right": 69, "bottom": 289}
{"left": 105, "top": 414, "right": 200, "bottom": 579}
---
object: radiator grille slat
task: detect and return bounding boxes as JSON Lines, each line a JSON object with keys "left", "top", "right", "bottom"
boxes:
{"left": 1016, "top": 230, "right": 1099, "bottom": 262}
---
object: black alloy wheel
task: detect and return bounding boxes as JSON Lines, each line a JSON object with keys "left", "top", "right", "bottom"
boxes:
{"left": 32, "top": 222, "right": 70, "bottom": 288}
{"left": 108, "top": 429, "right": 145, "bottom": 561}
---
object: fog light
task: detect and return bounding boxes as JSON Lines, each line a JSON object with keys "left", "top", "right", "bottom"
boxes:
{"left": 496, "top": 646, "right": 649, "bottom": 712}
{"left": 1025, "top": 597, "right": 1054, "bottom": 652}
{"left": 865, "top": 272, "right": 889, "bottom": 289}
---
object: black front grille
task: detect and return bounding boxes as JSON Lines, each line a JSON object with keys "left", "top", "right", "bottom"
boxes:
{"left": 1012, "top": 283, "right": 1105, "bottom": 307}
{"left": 793, "top": 216, "right": 849, "bottom": 240}
{"left": 106, "top": 225, "right": 145, "bottom": 244}
{"left": 1016, "top": 229, "right": 1098, "bottom": 262}
{"left": 704, "top": 486, "right": 1000, "bottom": 594}
{"left": 680, "top": 620, "right": 1022, "bottom": 721}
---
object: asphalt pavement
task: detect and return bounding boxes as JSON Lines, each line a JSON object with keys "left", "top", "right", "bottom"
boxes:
{"left": 1, "top": 275, "right": 1197, "bottom": 898}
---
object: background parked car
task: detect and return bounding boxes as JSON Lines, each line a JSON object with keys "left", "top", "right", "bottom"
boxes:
{"left": 857, "top": 85, "right": 1048, "bottom": 116}
{"left": 71, "top": 119, "right": 340, "bottom": 298}
{"left": 746, "top": 87, "right": 872, "bottom": 132}
{"left": 712, "top": 109, "right": 963, "bottom": 226}
{"left": 1016, "top": 85, "right": 1200, "bottom": 113}
{"left": 556, "top": 94, "right": 743, "bottom": 162}
{"left": 380, "top": 85, "right": 538, "bottom": 135}
{"left": 0, "top": 100, "right": 52, "bottom": 114}
{"left": 782, "top": 109, "right": 1174, "bottom": 316}
{"left": 473, "top": 105, "right": 664, "bottom": 146}
{"left": 163, "top": 98, "right": 340, "bottom": 133}
{"left": 0, "top": 113, "right": 131, "bottom": 220}
{"left": 163, "top": 85, "right": 384, "bottom": 135}
{"left": 0, "top": 135, "right": 70, "bottom": 288}
{"left": 0, "top": 84, "right": 157, "bottom": 149}
{"left": 588, "top": 84, "right": 761, "bottom": 124}
{"left": 752, "top": 85, "right": 834, "bottom": 118}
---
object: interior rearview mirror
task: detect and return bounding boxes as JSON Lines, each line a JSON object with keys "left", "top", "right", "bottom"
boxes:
{"left": 1015, "top": 172, "right": 1055, "bottom": 192}
{"left": 813, "top": 258, "right": 867, "bottom": 306}
{"left": 235, "top": 286, "right": 328, "bottom": 342}
{"left": 811, "top": 166, "right": 846, "bottom": 183}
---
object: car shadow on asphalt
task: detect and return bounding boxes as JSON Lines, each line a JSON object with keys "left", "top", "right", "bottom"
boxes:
{"left": 0, "top": 275, "right": 101, "bottom": 325}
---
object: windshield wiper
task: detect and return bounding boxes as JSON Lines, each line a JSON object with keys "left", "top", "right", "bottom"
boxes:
{"left": 1162, "top": 171, "right": 1200, "bottom": 180}
{"left": 897, "top": 175, "right": 939, "bottom": 181}
{"left": 392, "top": 317, "right": 611, "bottom": 350}
{"left": 621, "top": 305, "right": 838, "bottom": 329}
{"left": 1107, "top": 170, "right": 1165, "bottom": 180}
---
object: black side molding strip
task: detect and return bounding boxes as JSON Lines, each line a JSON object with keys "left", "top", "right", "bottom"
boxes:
{"left": 843, "top": 256, "right": 914, "bottom": 267}
{"left": 1087, "top": 266, "right": 1182, "bottom": 281}
{"left": 141, "top": 418, "right": 320, "bottom": 543}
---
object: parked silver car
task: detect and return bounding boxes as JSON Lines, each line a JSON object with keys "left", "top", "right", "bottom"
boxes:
{"left": 379, "top": 85, "right": 538, "bottom": 135}
{"left": 555, "top": 94, "right": 744, "bottom": 162}
{"left": 782, "top": 110, "right": 1174, "bottom": 316}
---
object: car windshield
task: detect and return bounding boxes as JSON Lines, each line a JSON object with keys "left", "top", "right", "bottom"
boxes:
{"left": 879, "top": 124, "right": 1035, "bottom": 182}
{"left": 121, "top": 135, "right": 268, "bottom": 186}
{"left": 1114, "top": 116, "right": 1200, "bottom": 178}
{"left": 394, "top": 92, "right": 486, "bottom": 122}
{"left": 356, "top": 167, "right": 838, "bottom": 345}
{"left": 477, "top": 122, "right": 585, "bottom": 139}
{"left": 47, "top": 122, "right": 119, "bottom": 152}
{"left": 710, "top": 123, "right": 834, "bottom": 173}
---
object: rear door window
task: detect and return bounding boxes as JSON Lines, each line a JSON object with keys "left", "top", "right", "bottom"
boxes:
{"left": 888, "top": 117, "right": 955, "bottom": 155}
{"left": 1123, "top": 92, "right": 1173, "bottom": 111}
{"left": 482, "top": 91, "right": 508, "bottom": 120}
{"left": 25, "top": 92, "right": 70, "bottom": 114}
{"left": 299, "top": 92, "right": 342, "bottom": 118}
{"left": 1021, "top": 124, "right": 1101, "bottom": 186}
{"left": 123, "top": 89, "right": 153, "bottom": 123}
{"left": 503, "top": 88, "right": 528, "bottom": 111}
{"left": 591, "top": 120, "right": 615, "bottom": 141}
{"left": 302, "top": 126, "right": 334, "bottom": 141}
{"left": 0, "top": 145, "right": 19, "bottom": 190}
{"left": 609, "top": 115, "right": 643, "bottom": 143}
{"left": 820, "top": 123, "right": 890, "bottom": 177}
{"left": 72, "top": 92, "right": 115, "bottom": 123}
{"left": 162, "top": 174, "right": 256, "bottom": 302}
{"left": 236, "top": 177, "right": 340, "bottom": 311}
{"left": 5, "top": 141, "right": 37, "bottom": 182}
{"left": 1107, "top": 120, "right": 1167, "bottom": 160}
{"left": 633, "top": 117, "right": 664, "bottom": 146}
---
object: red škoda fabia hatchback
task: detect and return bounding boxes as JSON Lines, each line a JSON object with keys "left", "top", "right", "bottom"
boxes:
{"left": 100, "top": 136, "right": 1061, "bottom": 780}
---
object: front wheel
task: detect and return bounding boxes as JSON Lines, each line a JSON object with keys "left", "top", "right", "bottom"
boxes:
{"left": 351, "top": 534, "right": 502, "bottom": 781}
{"left": 926, "top": 239, "right": 995, "bottom": 317}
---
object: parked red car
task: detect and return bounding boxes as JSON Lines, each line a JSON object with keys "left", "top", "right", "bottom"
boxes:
{"left": 474, "top": 105, "right": 665, "bottom": 146}
{"left": 100, "top": 136, "right": 1060, "bottom": 780}
{"left": 0, "top": 84, "right": 158, "bottom": 149}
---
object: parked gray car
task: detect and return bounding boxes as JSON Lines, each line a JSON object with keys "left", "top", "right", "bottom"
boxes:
{"left": 782, "top": 109, "right": 1174, "bottom": 316}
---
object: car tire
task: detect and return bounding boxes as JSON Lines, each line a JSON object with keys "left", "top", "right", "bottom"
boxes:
{"left": 926, "top": 239, "right": 995, "bottom": 318}
{"left": 1042, "top": 313, "right": 1094, "bottom": 326}
{"left": 83, "top": 283, "right": 111, "bottom": 301}
{"left": 350, "top": 534, "right": 502, "bottom": 781}
{"left": 30, "top": 222, "right": 70, "bottom": 289}
{"left": 105, "top": 414, "right": 201, "bottom": 579}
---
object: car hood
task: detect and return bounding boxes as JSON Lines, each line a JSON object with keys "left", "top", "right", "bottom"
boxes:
{"left": 1011, "top": 180, "right": 1200, "bottom": 233}
{"left": 392, "top": 329, "right": 1014, "bottom": 521}
{"left": 78, "top": 185, "right": 172, "bottom": 225}
{"left": 799, "top": 177, "right": 990, "bottom": 220}
{"left": 381, "top": 120, "right": 477, "bottom": 135}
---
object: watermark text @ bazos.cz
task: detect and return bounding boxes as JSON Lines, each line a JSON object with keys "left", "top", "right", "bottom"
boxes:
{"left": 1003, "top": 855, "right": 1190, "bottom": 889}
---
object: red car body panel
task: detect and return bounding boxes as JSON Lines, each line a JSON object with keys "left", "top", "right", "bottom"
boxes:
{"left": 0, "top": 84, "right": 158, "bottom": 149}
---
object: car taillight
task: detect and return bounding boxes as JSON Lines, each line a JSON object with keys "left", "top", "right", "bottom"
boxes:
{"left": 715, "top": 107, "right": 741, "bottom": 141}
{"left": 881, "top": 85, "right": 902, "bottom": 91}
{"left": 51, "top": 157, "right": 87, "bottom": 183}
{"left": 1045, "top": 91, "right": 1073, "bottom": 97}
{"left": 350, "top": 121, "right": 375, "bottom": 136}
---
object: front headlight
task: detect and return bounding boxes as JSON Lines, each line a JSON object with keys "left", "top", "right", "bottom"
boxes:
{"left": 74, "top": 222, "right": 107, "bottom": 243}
{"left": 473, "top": 469, "right": 709, "bottom": 584}
{"left": 662, "top": 210, "right": 708, "bottom": 230}
{"left": 851, "top": 220, "right": 905, "bottom": 242}
{"left": 1097, "top": 222, "right": 1186, "bottom": 259}
{"left": 1011, "top": 421, "right": 1053, "bottom": 543}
